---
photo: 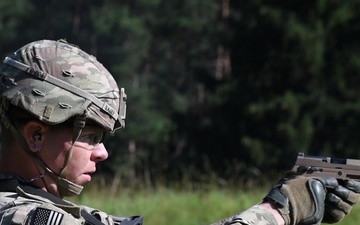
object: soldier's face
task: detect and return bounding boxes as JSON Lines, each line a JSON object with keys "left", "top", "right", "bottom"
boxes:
{"left": 41, "top": 125, "right": 109, "bottom": 186}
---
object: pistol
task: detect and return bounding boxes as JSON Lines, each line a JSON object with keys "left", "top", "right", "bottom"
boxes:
{"left": 290, "top": 152, "right": 360, "bottom": 181}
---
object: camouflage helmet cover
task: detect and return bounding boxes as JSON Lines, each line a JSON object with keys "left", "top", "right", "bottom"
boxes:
{"left": 0, "top": 39, "right": 126, "bottom": 132}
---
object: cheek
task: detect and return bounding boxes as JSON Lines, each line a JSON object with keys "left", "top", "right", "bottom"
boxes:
{"left": 41, "top": 134, "right": 73, "bottom": 174}
{"left": 65, "top": 148, "right": 92, "bottom": 183}
{"left": 67, "top": 148, "right": 92, "bottom": 171}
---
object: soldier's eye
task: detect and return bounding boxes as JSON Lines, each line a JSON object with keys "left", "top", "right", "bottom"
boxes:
{"left": 77, "top": 131, "right": 105, "bottom": 147}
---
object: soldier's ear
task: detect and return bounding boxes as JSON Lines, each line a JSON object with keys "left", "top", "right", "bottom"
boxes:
{"left": 22, "top": 121, "right": 46, "bottom": 152}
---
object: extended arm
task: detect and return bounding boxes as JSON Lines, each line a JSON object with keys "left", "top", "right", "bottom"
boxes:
{"left": 210, "top": 176, "right": 360, "bottom": 225}
{"left": 209, "top": 202, "right": 284, "bottom": 225}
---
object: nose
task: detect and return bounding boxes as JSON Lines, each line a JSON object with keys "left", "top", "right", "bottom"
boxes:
{"left": 91, "top": 143, "right": 108, "bottom": 162}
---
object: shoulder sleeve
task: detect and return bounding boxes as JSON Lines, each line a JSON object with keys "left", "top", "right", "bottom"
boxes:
{"left": 26, "top": 203, "right": 84, "bottom": 225}
{"left": 0, "top": 200, "right": 36, "bottom": 225}
{"left": 209, "top": 205, "right": 279, "bottom": 225}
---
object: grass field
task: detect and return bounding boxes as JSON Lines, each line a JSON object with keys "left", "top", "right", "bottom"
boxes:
{"left": 70, "top": 185, "right": 360, "bottom": 225}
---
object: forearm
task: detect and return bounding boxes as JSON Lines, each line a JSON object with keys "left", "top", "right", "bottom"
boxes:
{"left": 209, "top": 202, "right": 284, "bottom": 225}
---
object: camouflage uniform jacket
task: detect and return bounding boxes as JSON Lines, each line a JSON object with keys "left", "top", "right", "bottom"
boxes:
{"left": 0, "top": 175, "right": 139, "bottom": 225}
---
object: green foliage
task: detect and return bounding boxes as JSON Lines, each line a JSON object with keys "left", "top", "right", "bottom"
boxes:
{"left": 2, "top": 0, "right": 360, "bottom": 186}
{"left": 73, "top": 187, "right": 264, "bottom": 225}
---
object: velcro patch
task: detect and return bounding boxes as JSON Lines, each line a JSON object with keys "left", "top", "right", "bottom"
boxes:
{"left": 43, "top": 105, "right": 55, "bottom": 119}
{"left": 31, "top": 207, "right": 64, "bottom": 225}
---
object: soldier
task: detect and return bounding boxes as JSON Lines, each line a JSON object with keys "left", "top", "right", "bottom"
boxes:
{"left": 0, "top": 39, "right": 359, "bottom": 225}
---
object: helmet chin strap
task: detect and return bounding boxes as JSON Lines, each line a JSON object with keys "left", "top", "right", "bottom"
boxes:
{"left": 0, "top": 105, "right": 87, "bottom": 197}
{"left": 57, "top": 113, "right": 87, "bottom": 197}
{"left": 35, "top": 156, "right": 84, "bottom": 197}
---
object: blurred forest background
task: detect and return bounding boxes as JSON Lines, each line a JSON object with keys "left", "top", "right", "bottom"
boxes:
{"left": 1, "top": 0, "right": 360, "bottom": 189}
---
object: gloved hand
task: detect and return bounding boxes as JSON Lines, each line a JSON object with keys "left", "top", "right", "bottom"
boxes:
{"left": 263, "top": 176, "right": 360, "bottom": 225}
{"left": 323, "top": 178, "right": 360, "bottom": 223}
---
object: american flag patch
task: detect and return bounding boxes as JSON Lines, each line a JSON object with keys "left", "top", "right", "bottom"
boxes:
{"left": 32, "top": 207, "right": 64, "bottom": 225}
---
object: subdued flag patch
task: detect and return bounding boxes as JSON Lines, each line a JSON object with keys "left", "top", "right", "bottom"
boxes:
{"left": 32, "top": 207, "right": 64, "bottom": 225}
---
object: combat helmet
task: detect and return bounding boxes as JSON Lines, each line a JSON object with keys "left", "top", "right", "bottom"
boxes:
{"left": 0, "top": 39, "right": 127, "bottom": 196}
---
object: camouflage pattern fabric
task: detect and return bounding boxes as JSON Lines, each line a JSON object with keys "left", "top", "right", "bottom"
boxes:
{"left": 210, "top": 205, "right": 279, "bottom": 225}
{"left": 0, "top": 176, "right": 124, "bottom": 225}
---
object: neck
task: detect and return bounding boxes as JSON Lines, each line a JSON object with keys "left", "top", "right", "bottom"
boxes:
{"left": 0, "top": 147, "right": 62, "bottom": 198}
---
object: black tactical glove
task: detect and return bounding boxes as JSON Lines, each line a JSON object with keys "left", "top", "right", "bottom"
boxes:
{"left": 263, "top": 176, "right": 360, "bottom": 225}
{"left": 323, "top": 178, "right": 360, "bottom": 223}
